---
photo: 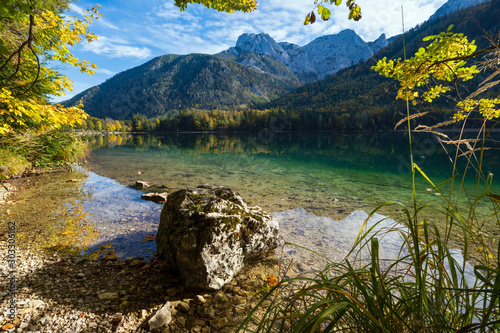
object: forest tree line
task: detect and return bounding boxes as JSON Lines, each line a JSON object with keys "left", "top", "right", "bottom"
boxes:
{"left": 75, "top": 108, "right": 391, "bottom": 133}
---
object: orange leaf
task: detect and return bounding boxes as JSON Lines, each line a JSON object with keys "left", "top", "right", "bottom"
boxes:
{"left": 58, "top": 230, "right": 73, "bottom": 235}
{"left": 142, "top": 234, "right": 155, "bottom": 242}
{"left": 78, "top": 313, "right": 85, "bottom": 318}
{"left": 267, "top": 275, "right": 278, "bottom": 287}
{"left": 2, "top": 322, "right": 15, "bottom": 330}
{"left": 2, "top": 318, "right": 18, "bottom": 330}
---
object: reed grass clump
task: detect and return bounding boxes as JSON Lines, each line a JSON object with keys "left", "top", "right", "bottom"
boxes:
{"left": 0, "top": 129, "right": 88, "bottom": 178}
{"left": 238, "top": 31, "right": 500, "bottom": 333}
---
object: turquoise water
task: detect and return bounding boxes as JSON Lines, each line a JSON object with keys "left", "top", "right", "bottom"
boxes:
{"left": 6, "top": 131, "right": 497, "bottom": 264}
{"left": 4, "top": 130, "right": 486, "bottom": 262}
{"left": 87, "top": 132, "right": 497, "bottom": 208}
{"left": 81, "top": 131, "right": 500, "bottom": 257}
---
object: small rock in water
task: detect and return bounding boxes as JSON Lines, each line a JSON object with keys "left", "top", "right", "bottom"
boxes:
{"left": 141, "top": 192, "right": 168, "bottom": 204}
{"left": 98, "top": 292, "right": 119, "bottom": 300}
{"left": 135, "top": 181, "right": 152, "bottom": 189}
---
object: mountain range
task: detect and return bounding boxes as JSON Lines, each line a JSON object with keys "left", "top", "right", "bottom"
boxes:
{"left": 218, "top": 30, "right": 387, "bottom": 84}
{"left": 65, "top": 0, "right": 498, "bottom": 122}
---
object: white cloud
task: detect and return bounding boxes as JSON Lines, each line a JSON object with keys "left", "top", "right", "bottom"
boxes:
{"left": 81, "top": 35, "right": 152, "bottom": 59}
{"left": 69, "top": 4, "right": 119, "bottom": 30}
{"left": 90, "top": 0, "right": 446, "bottom": 59}
{"left": 96, "top": 68, "right": 115, "bottom": 75}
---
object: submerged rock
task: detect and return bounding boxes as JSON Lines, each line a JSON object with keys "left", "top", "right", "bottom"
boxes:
{"left": 135, "top": 181, "right": 152, "bottom": 189}
{"left": 141, "top": 192, "right": 169, "bottom": 204}
{"left": 156, "top": 184, "right": 279, "bottom": 290}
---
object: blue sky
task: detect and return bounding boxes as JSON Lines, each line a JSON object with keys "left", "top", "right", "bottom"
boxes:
{"left": 54, "top": 0, "right": 448, "bottom": 102}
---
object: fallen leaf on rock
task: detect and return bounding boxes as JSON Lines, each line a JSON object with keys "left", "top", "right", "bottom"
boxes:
{"left": 111, "top": 316, "right": 123, "bottom": 325}
{"left": 78, "top": 313, "right": 85, "bottom": 318}
{"left": 102, "top": 253, "right": 118, "bottom": 261}
{"left": 58, "top": 266, "right": 70, "bottom": 274}
{"left": 142, "top": 234, "right": 155, "bottom": 242}
{"left": 58, "top": 230, "right": 73, "bottom": 235}
{"left": 2, "top": 322, "right": 15, "bottom": 330}
{"left": 267, "top": 275, "right": 278, "bottom": 287}
{"left": 2, "top": 318, "right": 18, "bottom": 330}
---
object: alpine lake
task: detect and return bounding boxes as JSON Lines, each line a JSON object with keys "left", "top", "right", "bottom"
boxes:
{"left": 6, "top": 130, "right": 500, "bottom": 267}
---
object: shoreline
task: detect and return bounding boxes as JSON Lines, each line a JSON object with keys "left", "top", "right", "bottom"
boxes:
{"left": 0, "top": 170, "right": 280, "bottom": 332}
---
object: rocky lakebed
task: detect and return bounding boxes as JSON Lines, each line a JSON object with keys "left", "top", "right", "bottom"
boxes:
{"left": 0, "top": 169, "right": 478, "bottom": 332}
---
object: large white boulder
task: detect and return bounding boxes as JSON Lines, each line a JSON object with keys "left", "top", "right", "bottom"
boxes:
{"left": 156, "top": 184, "right": 279, "bottom": 290}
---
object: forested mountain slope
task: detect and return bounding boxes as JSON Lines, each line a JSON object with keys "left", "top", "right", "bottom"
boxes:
{"left": 64, "top": 54, "right": 301, "bottom": 119}
{"left": 266, "top": 0, "right": 500, "bottom": 130}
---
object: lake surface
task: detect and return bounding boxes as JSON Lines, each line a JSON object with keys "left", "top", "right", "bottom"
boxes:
{"left": 8, "top": 131, "right": 498, "bottom": 266}
{"left": 80, "top": 131, "right": 499, "bottom": 261}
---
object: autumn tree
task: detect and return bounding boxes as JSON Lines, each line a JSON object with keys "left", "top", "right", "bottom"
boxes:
{"left": 0, "top": 0, "right": 100, "bottom": 134}
{"left": 174, "top": 0, "right": 362, "bottom": 23}
{"left": 373, "top": 26, "right": 500, "bottom": 125}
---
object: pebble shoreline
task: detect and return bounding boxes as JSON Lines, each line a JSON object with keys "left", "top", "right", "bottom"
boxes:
{"left": 0, "top": 238, "right": 279, "bottom": 332}
{"left": 0, "top": 180, "right": 281, "bottom": 332}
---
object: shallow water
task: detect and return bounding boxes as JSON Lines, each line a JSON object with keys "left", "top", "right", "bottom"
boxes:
{"left": 78, "top": 131, "right": 500, "bottom": 261}
{"left": 4, "top": 131, "right": 498, "bottom": 264}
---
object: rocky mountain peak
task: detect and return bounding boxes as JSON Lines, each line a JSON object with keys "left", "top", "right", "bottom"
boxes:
{"left": 234, "top": 32, "right": 290, "bottom": 63}
{"left": 368, "top": 33, "right": 388, "bottom": 54}
{"left": 224, "top": 29, "right": 388, "bottom": 83}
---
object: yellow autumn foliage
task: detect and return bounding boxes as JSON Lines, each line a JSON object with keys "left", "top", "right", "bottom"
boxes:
{"left": 0, "top": 1, "right": 100, "bottom": 134}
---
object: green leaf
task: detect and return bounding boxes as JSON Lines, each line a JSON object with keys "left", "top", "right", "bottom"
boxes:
{"left": 0, "top": 39, "right": 9, "bottom": 56}
{"left": 447, "top": 24, "right": 454, "bottom": 31}
{"left": 321, "top": 7, "right": 331, "bottom": 20}
{"left": 335, "top": 0, "right": 342, "bottom": 5}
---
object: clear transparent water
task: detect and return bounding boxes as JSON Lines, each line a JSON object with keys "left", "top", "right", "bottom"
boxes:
{"left": 79, "top": 131, "right": 499, "bottom": 261}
